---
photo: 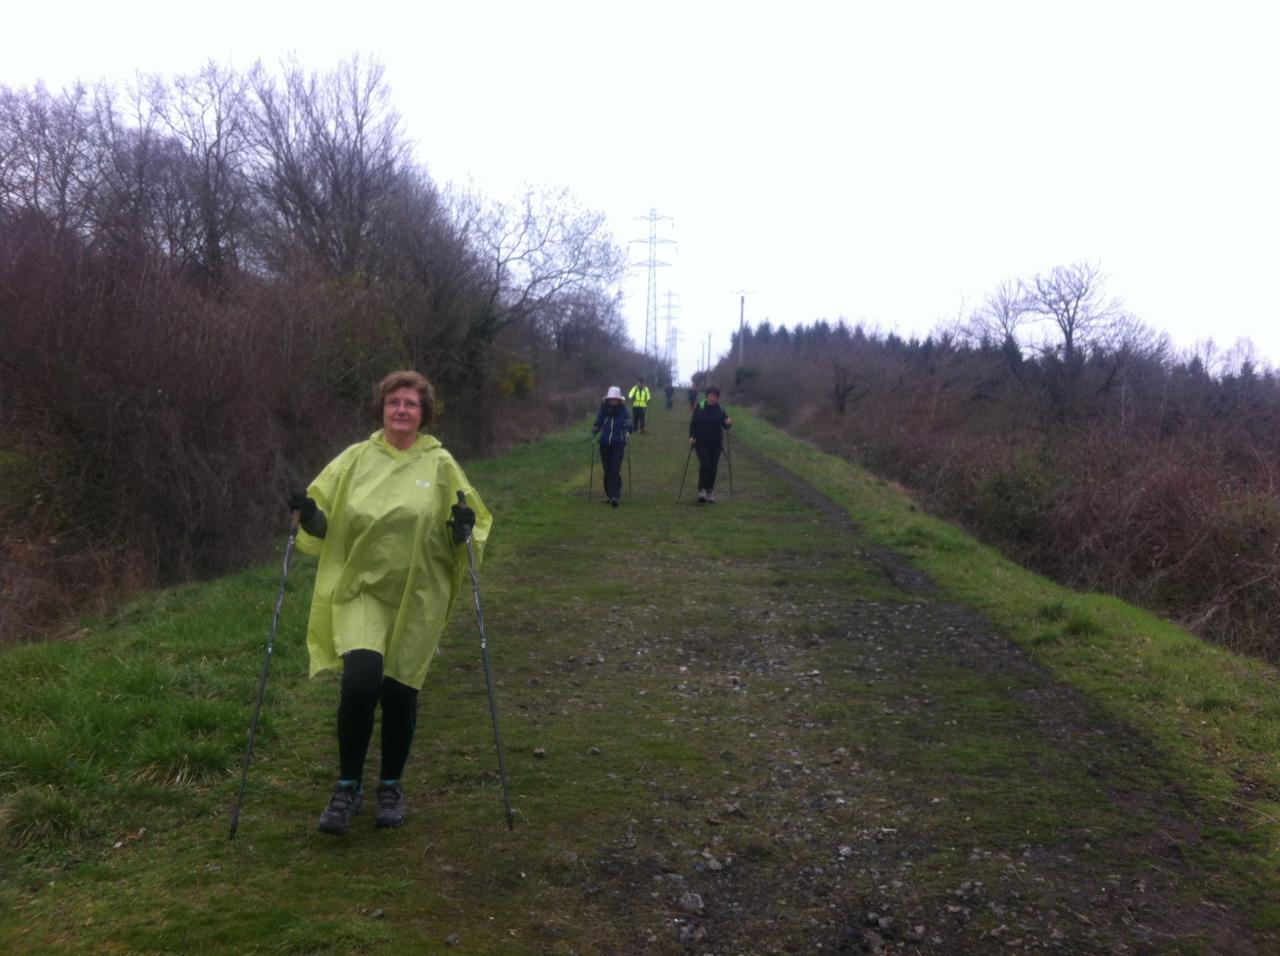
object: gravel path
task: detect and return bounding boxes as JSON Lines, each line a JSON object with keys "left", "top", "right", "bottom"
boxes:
{"left": 573, "top": 441, "right": 1272, "bottom": 954}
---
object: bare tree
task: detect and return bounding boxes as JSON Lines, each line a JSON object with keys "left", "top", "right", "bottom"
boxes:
{"left": 439, "top": 186, "right": 626, "bottom": 448}
{"left": 248, "top": 56, "right": 409, "bottom": 276}
{"left": 153, "top": 62, "right": 255, "bottom": 287}
{"left": 965, "top": 278, "right": 1033, "bottom": 369}
{"left": 832, "top": 360, "right": 864, "bottom": 414}
{"left": 464, "top": 186, "right": 627, "bottom": 337}
{"left": 85, "top": 78, "right": 175, "bottom": 260}
{"left": 0, "top": 82, "right": 99, "bottom": 241}
{"left": 540, "top": 285, "right": 628, "bottom": 356}
{"left": 1221, "top": 337, "right": 1265, "bottom": 378}
{"left": 374, "top": 168, "right": 483, "bottom": 369}
{"left": 1027, "top": 261, "right": 1123, "bottom": 367}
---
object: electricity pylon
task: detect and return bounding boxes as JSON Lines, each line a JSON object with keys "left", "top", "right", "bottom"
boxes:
{"left": 630, "top": 208, "right": 674, "bottom": 384}
{"left": 731, "top": 289, "right": 752, "bottom": 366}
{"left": 663, "top": 290, "right": 680, "bottom": 384}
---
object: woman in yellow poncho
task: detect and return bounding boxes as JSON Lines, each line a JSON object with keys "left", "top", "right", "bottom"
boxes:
{"left": 288, "top": 370, "right": 492, "bottom": 835}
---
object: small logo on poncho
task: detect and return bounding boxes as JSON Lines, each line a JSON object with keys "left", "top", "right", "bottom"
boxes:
{"left": 415, "top": 479, "right": 432, "bottom": 488}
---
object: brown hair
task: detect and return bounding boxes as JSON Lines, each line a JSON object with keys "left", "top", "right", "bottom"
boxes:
{"left": 373, "top": 370, "right": 436, "bottom": 428}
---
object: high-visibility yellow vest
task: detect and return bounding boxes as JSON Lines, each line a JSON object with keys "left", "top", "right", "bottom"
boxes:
{"left": 628, "top": 385, "right": 651, "bottom": 407}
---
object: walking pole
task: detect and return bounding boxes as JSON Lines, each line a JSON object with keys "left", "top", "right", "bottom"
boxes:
{"left": 626, "top": 439, "right": 633, "bottom": 498}
{"left": 453, "top": 491, "right": 515, "bottom": 831}
{"left": 726, "top": 431, "right": 734, "bottom": 499}
{"left": 678, "top": 442, "right": 693, "bottom": 499}
{"left": 588, "top": 435, "right": 595, "bottom": 502}
{"left": 229, "top": 509, "right": 300, "bottom": 840}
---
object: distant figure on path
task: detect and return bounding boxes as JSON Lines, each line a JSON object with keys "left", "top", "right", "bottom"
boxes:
{"left": 664, "top": 384, "right": 675, "bottom": 408}
{"left": 289, "top": 370, "right": 492, "bottom": 835}
{"left": 689, "top": 386, "right": 733, "bottom": 503}
{"left": 592, "top": 385, "right": 633, "bottom": 507}
{"left": 687, "top": 385, "right": 698, "bottom": 409}
{"left": 628, "top": 376, "right": 651, "bottom": 433}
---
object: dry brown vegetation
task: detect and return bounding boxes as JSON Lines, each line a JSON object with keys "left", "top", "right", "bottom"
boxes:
{"left": 0, "top": 59, "right": 648, "bottom": 640}
{"left": 727, "top": 270, "right": 1280, "bottom": 659}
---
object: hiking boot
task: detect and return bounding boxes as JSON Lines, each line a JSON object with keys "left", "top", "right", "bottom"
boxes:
{"left": 696, "top": 490, "right": 707, "bottom": 503}
{"left": 706, "top": 491, "right": 716, "bottom": 503}
{"left": 374, "top": 782, "right": 406, "bottom": 829}
{"left": 610, "top": 497, "right": 619, "bottom": 508}
{"left": 318, "top": 782, "right": 363, "bottom": 835}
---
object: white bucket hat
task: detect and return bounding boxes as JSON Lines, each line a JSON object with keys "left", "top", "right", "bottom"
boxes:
{"left": 604, "top": 386, "right": 624, "bottom": 401}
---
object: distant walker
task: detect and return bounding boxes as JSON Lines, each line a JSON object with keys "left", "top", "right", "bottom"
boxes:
{"left": 628, "top": 376, "right": 651, "bottom": 433}
{"left": 689, "top": 386, "right": 733, "bottom": 503}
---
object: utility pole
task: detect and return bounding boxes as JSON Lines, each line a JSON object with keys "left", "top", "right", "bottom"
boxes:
{"left": 629, "top": 209, "right": 674, "bottom": 385}
{"left": 730, "top": 289, "right": 751, "bottom": 366}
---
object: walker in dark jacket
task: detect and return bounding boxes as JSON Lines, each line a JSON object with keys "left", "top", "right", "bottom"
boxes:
{"left": 592, "top": 386, "right": 633, "bottom": 507}
{"left": 688, "top": 388, "right": 732, "bottom": 503}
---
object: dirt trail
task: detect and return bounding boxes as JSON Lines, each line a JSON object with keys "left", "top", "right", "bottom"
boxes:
{"left": 573, "top": 438, "right": 1271, "bottom": 954}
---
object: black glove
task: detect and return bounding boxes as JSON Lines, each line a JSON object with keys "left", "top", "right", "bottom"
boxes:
{"left": 449, "top": 502, "right": 476, "bottom": 544}
{"left": 287, "top": 490, "right": 317, "bottom": 520}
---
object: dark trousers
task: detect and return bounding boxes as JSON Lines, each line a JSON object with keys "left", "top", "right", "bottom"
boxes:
{"left": 633, "top": 406, "right": 647, "bottom": 430}
{"left": 337, "top": 649, "right": 419, "bottom": 784}
{"left": 695, "top": 440, "right": 722, "bottom": 491}
{"left": 600, "top": 442, "right": 626, "bottom": 500}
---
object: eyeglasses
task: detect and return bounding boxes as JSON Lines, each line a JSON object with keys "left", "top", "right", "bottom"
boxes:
{"left": 384, "top": 399, "right": 422, "bottom": 410}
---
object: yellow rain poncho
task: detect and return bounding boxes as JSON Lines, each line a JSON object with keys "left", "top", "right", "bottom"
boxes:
{"left": 296, "top": 429, "right": 492, "bottom": 690}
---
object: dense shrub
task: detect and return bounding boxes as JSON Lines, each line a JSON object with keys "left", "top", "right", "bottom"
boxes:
{"left": 726, "top": 312, "right": 1280, "bottom": 660}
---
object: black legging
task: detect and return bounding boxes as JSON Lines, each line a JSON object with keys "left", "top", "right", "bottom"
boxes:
{"left": 337, "top": 649, "right": 419, "bottom": 784}
{"left": 599, "top": 442, "right": 626, "bottom": 500}
{"left": 695, "top": 439, "right": 723, "bottom": 492}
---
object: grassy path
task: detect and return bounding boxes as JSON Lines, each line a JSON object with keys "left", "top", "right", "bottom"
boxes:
{"left": 2, "top": 402, "right": 1279, "bottom": 953}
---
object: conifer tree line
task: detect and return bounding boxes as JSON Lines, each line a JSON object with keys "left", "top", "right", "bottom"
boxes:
{"left": 0, "top": 57, "right": 643, "bottom": 639}
{"left": 729, "top": 266, "right": 1280, "bottom": 658}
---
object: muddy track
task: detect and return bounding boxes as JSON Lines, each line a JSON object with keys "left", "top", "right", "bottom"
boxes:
{"left": 580, "top": 442, "right": 1272, "bottom": 954}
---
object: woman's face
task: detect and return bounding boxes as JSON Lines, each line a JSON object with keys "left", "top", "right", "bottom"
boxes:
{"left": 607, "top": 398, "right": 622, "bottom": 408}
{"left": 383, "top": 385, "right": 424, "bottom": 444}
{"left": 706, "top": 392, "right": 719, "bottom": 405}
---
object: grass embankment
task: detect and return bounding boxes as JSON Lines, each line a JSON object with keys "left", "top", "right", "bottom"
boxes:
{"left": 1, "top": 404, "right": 1278, "bottom": 952}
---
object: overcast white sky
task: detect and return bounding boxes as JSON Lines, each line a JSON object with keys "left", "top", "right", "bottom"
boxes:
{"left": 5, "top": 1, "right": 1278, "bottom": 382}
